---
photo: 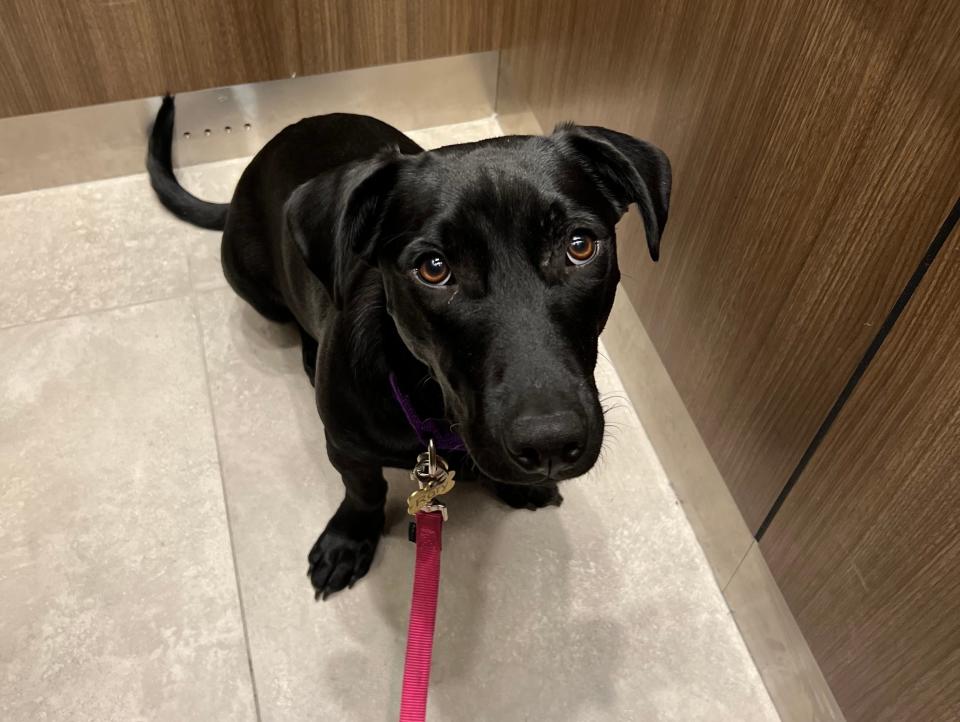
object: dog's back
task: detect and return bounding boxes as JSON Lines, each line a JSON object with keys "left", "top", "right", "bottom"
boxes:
{"left": 146, "top": 95, "right": 420, "bottom": 232}
{"left": 146, "top": 95, "right": 423, "bottom": 331}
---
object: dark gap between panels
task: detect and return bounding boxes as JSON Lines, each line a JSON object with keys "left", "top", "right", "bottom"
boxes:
{"left": 756, "top": 196, "right": 960, "bottom": 541}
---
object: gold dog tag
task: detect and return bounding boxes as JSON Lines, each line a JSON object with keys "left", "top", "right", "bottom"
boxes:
{"left": 407, "top": 439, "right": 456, "bottom": 516}
{"left": 407, "top": 472, "right": 456, "bottom": 515}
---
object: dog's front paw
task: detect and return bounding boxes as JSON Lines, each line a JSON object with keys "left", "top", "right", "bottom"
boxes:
{"left": 490, "top": 481, "right": 563, "bottom": 510}
{"left": 307, "top": 507, "right": 383, "bottom": 600}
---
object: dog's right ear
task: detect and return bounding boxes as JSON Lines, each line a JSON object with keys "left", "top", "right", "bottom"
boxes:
{"left": 285, "top": 152, "right": 403, "bottom": 308}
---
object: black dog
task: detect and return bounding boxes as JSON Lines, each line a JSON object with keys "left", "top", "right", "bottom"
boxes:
{"left": 147, "top": 96, "right": 670, "bottom": 599}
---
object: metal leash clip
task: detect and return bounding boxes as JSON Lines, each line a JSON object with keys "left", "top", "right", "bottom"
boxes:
{"left": 407, "top": 439, "right": 455, "bottom": 518}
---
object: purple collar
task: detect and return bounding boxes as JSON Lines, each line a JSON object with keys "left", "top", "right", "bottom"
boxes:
{"left": 388, "top": 373, "right": 465, "bottom": 452}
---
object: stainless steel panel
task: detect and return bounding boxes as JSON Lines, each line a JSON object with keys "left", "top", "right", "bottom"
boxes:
{"left": 0, "top": 52, "right": 498, "bottom": 195}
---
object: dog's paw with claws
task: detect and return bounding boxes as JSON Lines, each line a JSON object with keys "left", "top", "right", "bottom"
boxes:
{"left": 490, "top": 481, "right": 564, "bottom": 510}
{"left": 307, "top": 508, "right": 384, "bottom": 600}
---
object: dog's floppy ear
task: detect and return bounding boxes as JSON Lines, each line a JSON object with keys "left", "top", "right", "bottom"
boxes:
{"left": 553, "top": 124, "right": 671, "bottom": 261}
{"left": 285, "top": 151, "right": 403, "bottom": 307}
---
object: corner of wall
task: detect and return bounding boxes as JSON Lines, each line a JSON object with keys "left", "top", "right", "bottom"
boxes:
{"left": 602, "top": 289, "right": 844, "bottom": 722}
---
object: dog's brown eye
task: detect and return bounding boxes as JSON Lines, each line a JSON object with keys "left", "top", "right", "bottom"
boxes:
{"left": 416, "top": 255, "right": 452, "bottom": 286}
{"left": 566, "top": 233, "right": 597, "bottom": 265}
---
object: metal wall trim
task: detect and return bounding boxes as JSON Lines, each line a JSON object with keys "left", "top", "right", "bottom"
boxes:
{"left": 0, "top": 52, "right": 498, "bottom": 196}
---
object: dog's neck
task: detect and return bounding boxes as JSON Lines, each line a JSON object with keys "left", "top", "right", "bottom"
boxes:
{"left": 388, "top": 372, "right": 464, "bottom": 451}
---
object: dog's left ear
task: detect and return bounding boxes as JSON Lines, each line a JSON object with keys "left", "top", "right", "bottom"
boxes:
{"left": 286, "top": 151, "right": 404, "bottom": 307}
{"left": 553, "top": 124, "right": 671, "bottom": 261}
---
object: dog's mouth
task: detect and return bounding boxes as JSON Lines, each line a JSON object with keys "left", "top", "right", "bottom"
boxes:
{"left": 485, "top": 473, "right": 563, "bottom": 486}
{"left": 430, "top": 365, "right": 604, "bottom": 484}
{"left": 455, "top": 419, "right": 603, "bottom": 485}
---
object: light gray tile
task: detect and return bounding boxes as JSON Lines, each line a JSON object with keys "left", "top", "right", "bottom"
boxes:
{"left": 725, "top": 544, "right": 844, "bottom": 722}
{"left": 0, "top": 156, "right": 248, "bottom": 329}
{"left": 197, "top": 287, "right": 778, "bottom": 722}
{"left": 601, "top": 290, "right": 756, "bottom": 588}
{"left": 0, "top": 298, "right": 256, "bottom": 722}
{"left": 0, "top": 176, "right": 190, "bottom": 328}
{"left": 176, "top": 158, "right": 248, "bottom": 293}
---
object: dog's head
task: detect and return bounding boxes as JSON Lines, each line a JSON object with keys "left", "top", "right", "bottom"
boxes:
{"left": 291, "top": 125, "right": 670, "bottom": 483}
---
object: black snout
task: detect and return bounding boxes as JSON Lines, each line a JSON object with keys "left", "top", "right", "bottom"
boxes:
{"left": 505, "top": 406, "right": 588, "bottom": 479}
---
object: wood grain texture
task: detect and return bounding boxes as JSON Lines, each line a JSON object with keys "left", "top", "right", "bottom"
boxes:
{"left": 501, "top": 0, "right": 960, "bottom": 531}
{"left": 0, "top": 0, "right": 298, "bottom": 117}
{"left": 297, "top": 0, "right": 502, "bottom": 75}
{"left": 761, "top": 219, "right": 960, "bottom": 722}
{"left": 0, "top": 0, "right": 500, "bottom": 117}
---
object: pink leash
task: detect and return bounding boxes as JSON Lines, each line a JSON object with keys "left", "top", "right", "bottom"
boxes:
{"left": 399, "top": 510, "right": 444, "bottom": 722}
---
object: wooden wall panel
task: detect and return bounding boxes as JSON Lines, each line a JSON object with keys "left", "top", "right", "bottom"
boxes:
{"left": 501, "top": 0, "right": 960, "bottom": 531}
{"left": 761, "top": 219, "right": 960, "bottom": 721}
{"left": 0, "top": 0, "right": 501, "bottom": 118}
{"left": 0, "top": 0, "right": 298, "bottom": 117}
{"left": 298, "top": 0, "right": 502, "bottom": 75}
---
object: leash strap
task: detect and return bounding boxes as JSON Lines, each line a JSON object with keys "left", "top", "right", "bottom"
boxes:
{"left": 399, "top": 510, "right": 444, "bottom": 722}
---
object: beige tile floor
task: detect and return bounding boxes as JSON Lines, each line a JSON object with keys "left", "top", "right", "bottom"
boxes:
{"left": 0, "top": 118, "right": 779, "bottom": 721}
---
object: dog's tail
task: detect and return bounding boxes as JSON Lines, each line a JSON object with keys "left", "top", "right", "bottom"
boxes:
{"left": 147, "top": 95, "right": 229, "bottom": 230}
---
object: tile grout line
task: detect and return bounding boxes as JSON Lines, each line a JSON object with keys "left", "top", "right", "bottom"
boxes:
{"left": 712, "top": 540, "right": 783, "bottom": 719}
{"left": 721, "top": 540, "right": 755, "bottom": 594}
{"left": 719, "top": 545, "right": 793, "bottom": 722}
{"left": 0, "top": 290, "right": 194, "bottom": 332}
{"left": 188, "top": 289, "right": 264, "bottom": 722}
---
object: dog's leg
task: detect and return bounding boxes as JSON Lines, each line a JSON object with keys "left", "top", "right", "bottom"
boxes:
{"left": 307, "top": 440, "right": 386, "bottom": 599}
{"left": 486, "top": 480, "right": 564, "bottom": 510}
{"left": 298, "top": 326, "right": 318, "bottom": 385}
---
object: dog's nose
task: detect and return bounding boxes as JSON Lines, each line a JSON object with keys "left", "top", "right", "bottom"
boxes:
{"left": 505, "top": 409, "right": 587, "bottom": 477}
